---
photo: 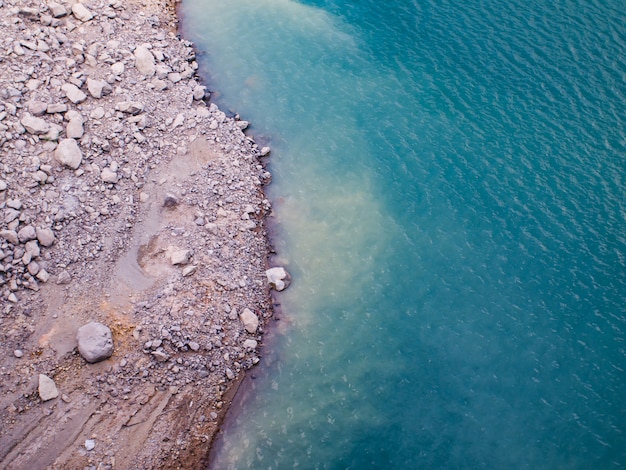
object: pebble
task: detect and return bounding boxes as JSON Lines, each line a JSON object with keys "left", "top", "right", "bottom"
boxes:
{"left": 38, "top": 374, "right": 59, "bottom": 401}
{"left": 71, "top": 3, "right": 93, "bottom": 22}
{"left": 54, "top": 138, "right": 83, "bottom": 169}
{"left": 21, "top": 114, "right": 50, "bottom": 135}
{"left": 170, "top": 248, "right": 192, "bottom": 266}
{"left": 101, "top": 167, "right": 118, "bottom": 183}
{"left": 134, "top": 45, "right": 156, "bottom": 76}
{"left": 61, "top": 83, "right": 87, "bottom": 104}
{"left": 239, "top": 308, "right": 259, "bottom": 334}
{"left": 14, "top": 349, "right": 24, "bottom": 358}
{"left": 36, "top": 227, "right": 55, "bottom": 247}
{"left": 84, "top": 439, "right": 96, "bottom": 451}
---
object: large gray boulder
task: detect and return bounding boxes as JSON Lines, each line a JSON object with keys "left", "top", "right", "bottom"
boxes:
{"left": 76, "top": 322, "right": 114, "bottom": 363}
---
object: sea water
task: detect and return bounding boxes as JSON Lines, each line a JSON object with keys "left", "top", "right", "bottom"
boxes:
{"left": 180, "top": 0, "right": 626, "bottom": 468}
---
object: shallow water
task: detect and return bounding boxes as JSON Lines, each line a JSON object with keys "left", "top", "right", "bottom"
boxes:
{"left": 180, "top": 0, "right": 626, "bottom": 467}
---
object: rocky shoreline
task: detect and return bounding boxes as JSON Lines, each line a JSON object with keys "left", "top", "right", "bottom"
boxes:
{"left": 0, "top": 0, "right": 286, "bottom": 468}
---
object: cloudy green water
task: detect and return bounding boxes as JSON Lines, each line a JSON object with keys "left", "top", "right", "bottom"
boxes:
{"left": 180, "top": 0, "right": 626, "bottom": 467}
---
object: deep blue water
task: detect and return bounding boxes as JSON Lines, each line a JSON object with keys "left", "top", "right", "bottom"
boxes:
{"left": 180, "top": 0, "right": 626, "bottom": 468}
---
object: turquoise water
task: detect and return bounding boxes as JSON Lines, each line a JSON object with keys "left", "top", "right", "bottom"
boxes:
{"left": 180, "top": 0, "right": 626, "bottom": 468}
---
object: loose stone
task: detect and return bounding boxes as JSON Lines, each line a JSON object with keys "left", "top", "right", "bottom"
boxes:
{"left": 76, "top": 322, "right": 114, "bottom": 363}
{"left": 18, "top": 225, "right": 37, "bottom": 243}
{"left": 86, "top": 78, "right": 112, "bottom": 99}
{"left": 36, "top": 227, "right": 55, "bottom": 247}
{"left": 170, "top": 248, "right": 192, "bottom": 266}
{"left": 239, "top": 308, "right": 259, "bottom": 334}
{"left": 101, "top": 168, "right": 118, "bottom": 183}
{"left": 21, "top": 114, "right": 50, "bottom": 135}
{"left": 38, "top": 374, "right": 59, "bottom": 401}
{"left": 54, "top": 139, "right": 83, "bottom": 169}
{"left": 71, "top": 3, "right": 93, "bottom": 22}
{"left": 266, "top": 266, "right": 292, "bottom": 291}
{"left": 134, "top": 45, "right": 156, "bottom": 76}
{"left": 61, "top": 83, "right": 87, "bottom": 104}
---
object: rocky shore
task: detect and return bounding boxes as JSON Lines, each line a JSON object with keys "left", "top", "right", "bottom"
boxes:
{"left": 0, "top": 0, "right": 286, "bottom": 468}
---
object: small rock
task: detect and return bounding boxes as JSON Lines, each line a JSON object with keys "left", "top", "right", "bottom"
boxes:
{"left": 86, "top": 78, "right": 112, "bottom": 98}
{"left": 27, "top": 261, "right": 40, "bottom": 275}
{"left": 100, "top": 167, "right": 118, "bottom": 183}
{"left": 243, "top": 339, "right": 258, "bottom": 350}
{"left": 151, "top": 350, "right": 168, "bottom": 362}
{"left": 36, "top": 227, "right": 55, "bottom": 247}
{"left": 61, "top": 83, "right": 87, "bottom": 104}
{"left": 266, "top": 267, "right": 291, "bottom": 291}
{"left": 25, "top": 240, "right": 41, "bottom": 257}
{"left": 111, "top": 62, "right": 125, "bottom": 75}
{"left": 17, "top": 225, "right": 37, "bottom": 243}
{"left": 225, "top": 368, "right": 235, "bottom": 380}
{"left": 170, "top": 248, "right": 192, "bottom": 266}
{"left": 163, "top": 193, "right": 179, "bottom": 207}
{"left": 90, "top": 107, "right": 105, "bottom": 119}
{"left": 6, "top": 199, "right": 22, "bottom": 210}
{"left": 48, "top": 2, "right": 67, "bottom": 17}
{"left": 239, "top": 308, "right": 259, "bottom": 334}
{"left": 8, "top": 293, "right": 18, "bottom": 303}
{"left": 66, "top": 118, "right": 84, "bottom": 139}
{"left": 0, "top": 230, "right": 19, "bottom": 245}
{"left": 182, "top": 265, "right": 197, "bottom": 277}
{"left": 71, "top": 3, "right": 93, "bottom": 22}
{"left": 115, "top": 101, "right": 144, "bottom": 115}
{"left": 28, "top": 101, "right": 48, "bottom": 116}
{"left": 76, "top": 322, "right": 114, "bottom": 363}
{"left": 84, "top": 439, "right": 96, "bottom": 451}
{"left": 18, "top": 7, "right": 39, "bottom": 19}
{"left": 260, "top": 146, "right": 271, "bottom": 157}
{"left": 134, "top": 45, "right": 156, "bottom": 76}
{"left": 47, "top": 103, "right": 68, "bottom": 114}
{"left": 193, "top": 85, "right": 206, "bottom": 100}
{"left": 188, "top": 341, "right": 200, "bottom": 351}
{"left": 21, "top": 114, "right": 50, "bottom": 135}
{"left": 0, "top": 181, "right": 6, "bottom": 191}
{"left": 36, "top": 269, "right": 50, "bottom": 283}
{"left": 171, "top": 113, "right": 184, "bottom": 129}
{"left": 38, "top": 374, "right": 59, "bottom": 401}
{"left": 56, "top": 270, "right": 71, "bottom": 285}
{"left": 14, "top": 349, "right": 24, "bottom": 358}
{"left": 54, "top": 138, "right": 82, "bottom": 169}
